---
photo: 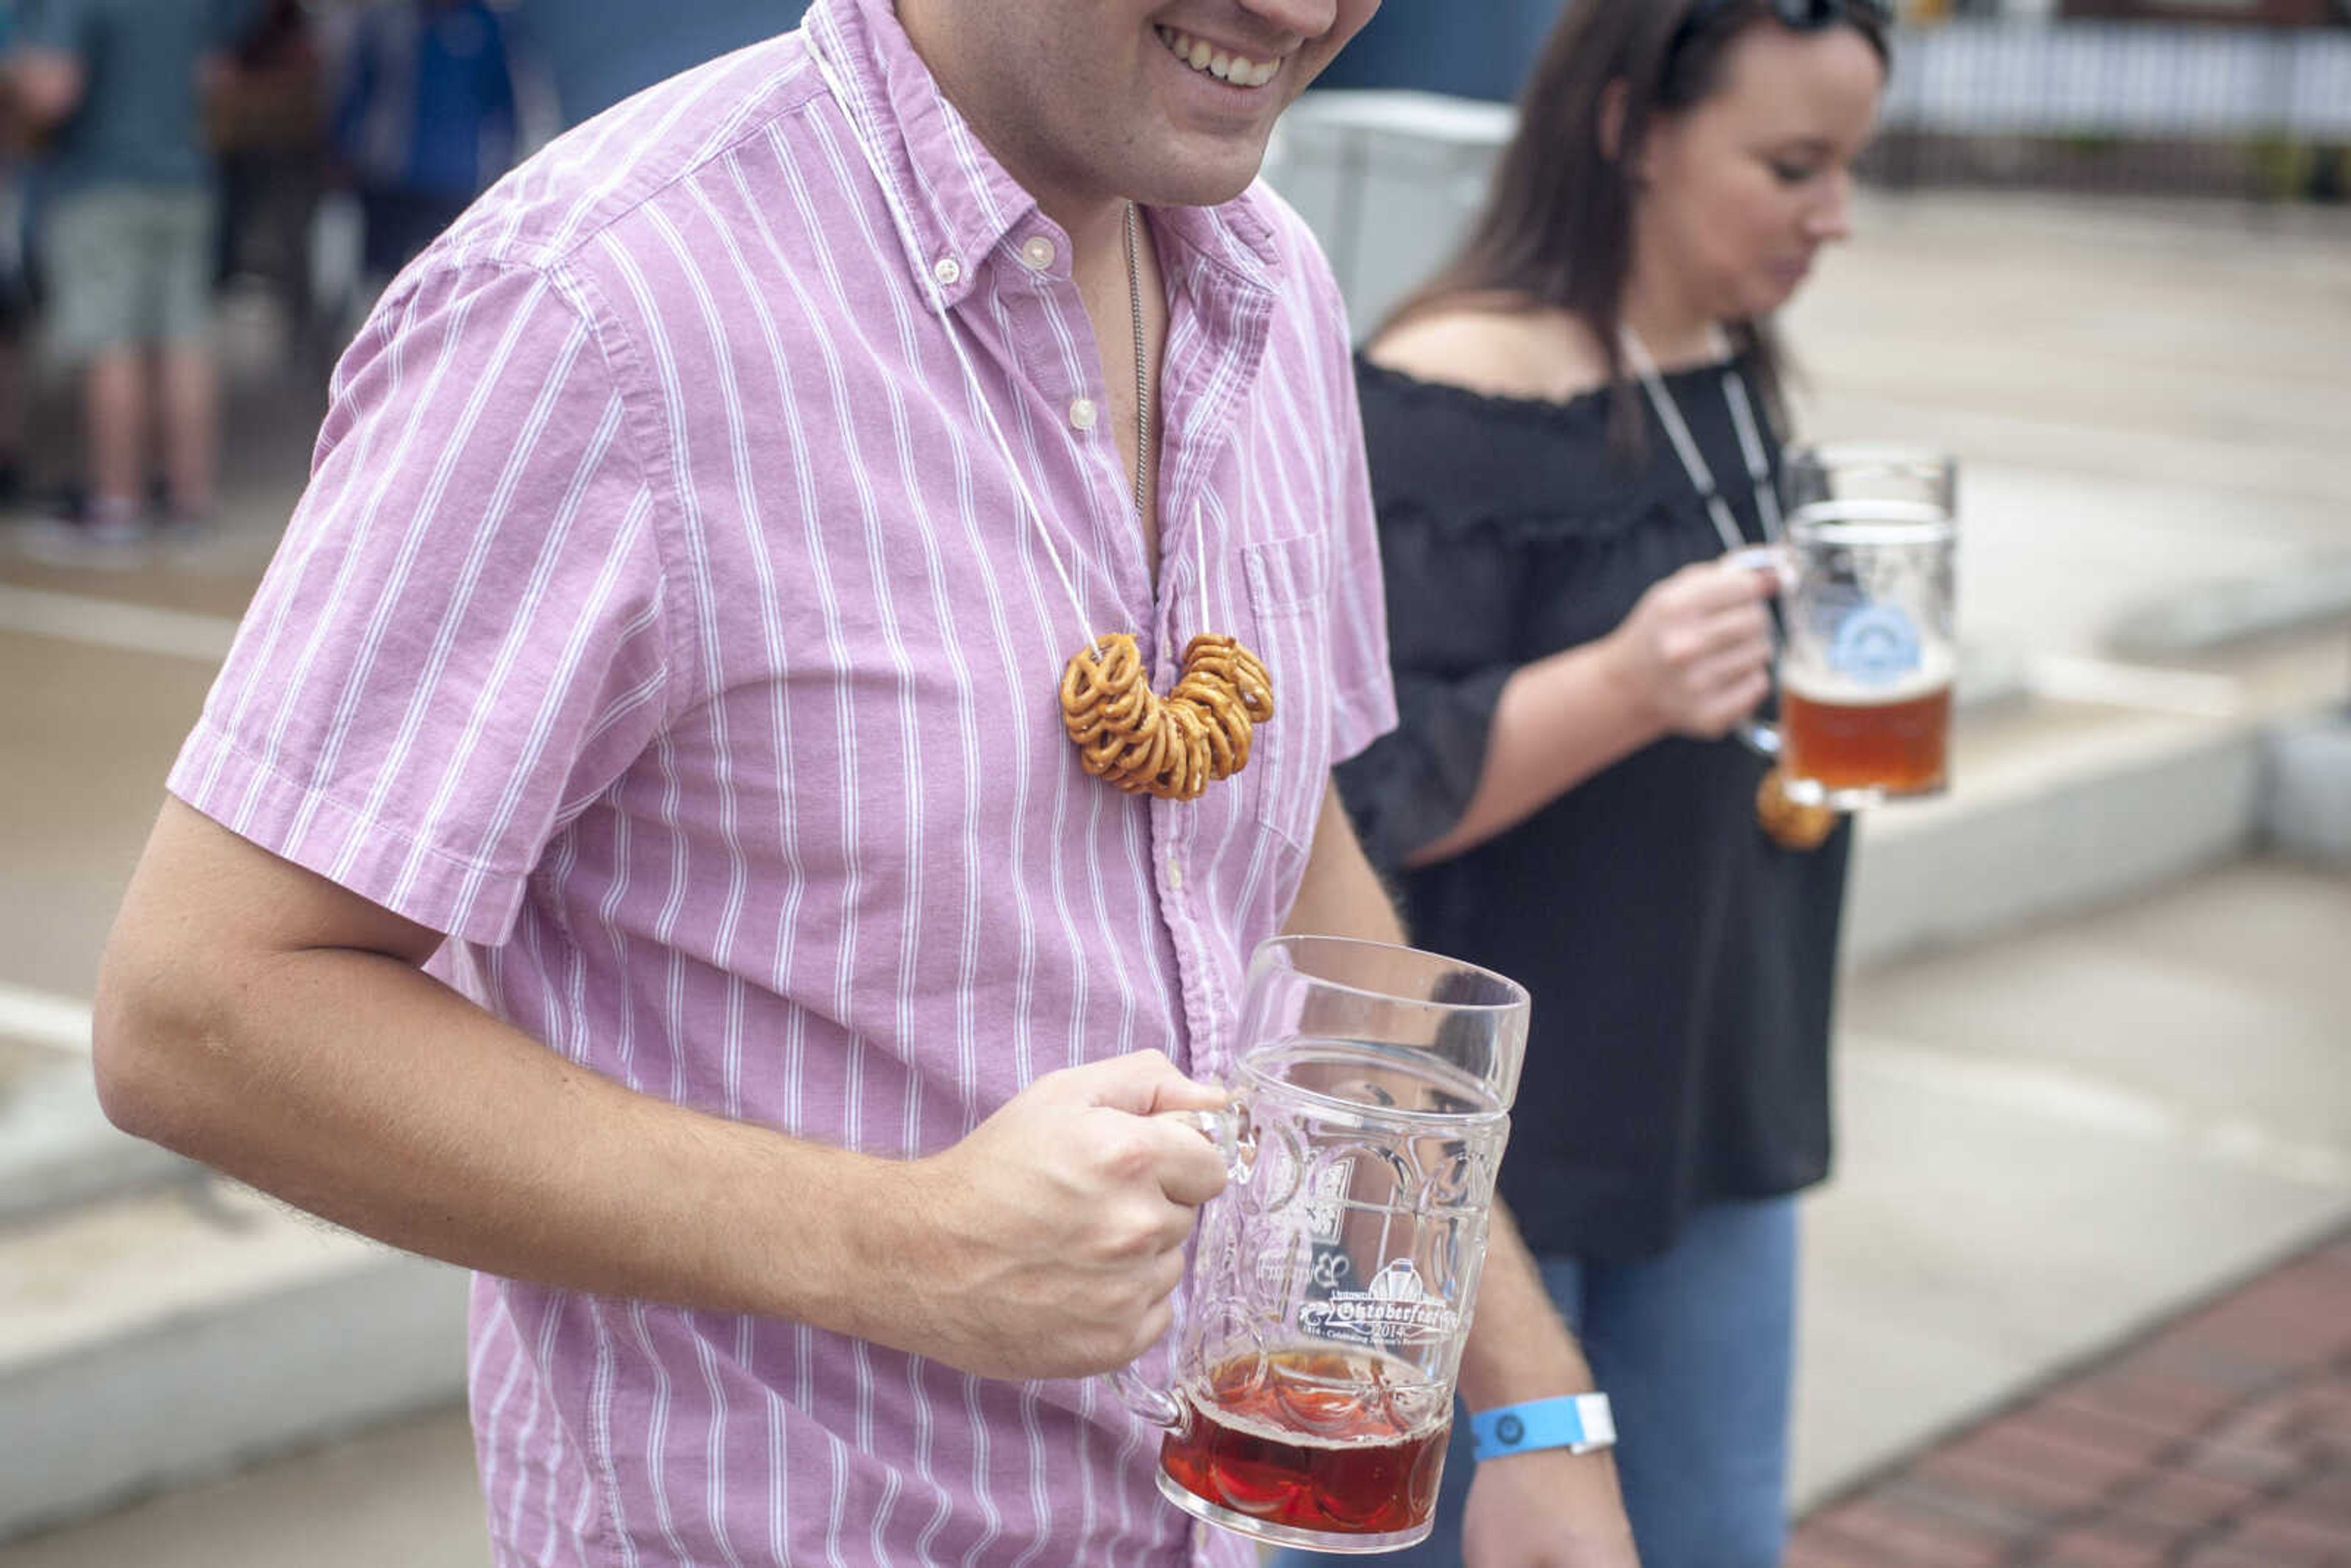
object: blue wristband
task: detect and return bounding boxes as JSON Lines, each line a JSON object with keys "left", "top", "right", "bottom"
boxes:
{"left": 1469, "top": 1393, "right": 1616, "bottom": 1462}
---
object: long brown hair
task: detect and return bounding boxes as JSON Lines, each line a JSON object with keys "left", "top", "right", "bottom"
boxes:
{"left": 1381, "top": 0, "right": 1889, "bottom": 450}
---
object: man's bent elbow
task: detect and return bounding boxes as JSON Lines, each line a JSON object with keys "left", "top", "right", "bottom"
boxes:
{"left": 90, "top": 951, "right": 211, "bottom": 1151}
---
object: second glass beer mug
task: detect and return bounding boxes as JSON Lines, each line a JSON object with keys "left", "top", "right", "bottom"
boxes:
{"left": 1116, "top": 936, "right": 1529, "bottom": 1554}
{"left": 1746, "top": 498, "right": 1958, "bottom": 806}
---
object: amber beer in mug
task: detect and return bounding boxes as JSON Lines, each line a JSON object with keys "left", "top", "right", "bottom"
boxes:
{"left": 1780, "top": 669, "right": 1952, "bottom": 798}
{"left": 1112, "top": 937, "right": 1528, "bottom": 1553}
{"left": 1158, "top": 1346, "right": 1450, "bottom": 1537}
{"left": 1749, "top": 498, "right": 1958, "bottom": 808}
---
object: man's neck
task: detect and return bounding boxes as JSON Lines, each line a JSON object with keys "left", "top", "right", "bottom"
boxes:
{"left": 893, "top": 0, "right": 1128, "bottom": 264}
{"left": 893, "top": 0, "right": 1166, "bottom": 575}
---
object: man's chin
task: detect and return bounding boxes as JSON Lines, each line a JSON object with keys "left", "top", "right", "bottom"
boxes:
{"left": 1136, "top": 144, "right": 1275, "bottom": 209}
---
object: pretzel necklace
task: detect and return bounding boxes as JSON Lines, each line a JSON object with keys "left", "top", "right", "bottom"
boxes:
{"left": 1047, "top": 204, "right": 1275, "bottom": 800}
{"left": 1043, "top": 202, "right": 1274, "bottom": 801}
{"left": 811, "top": 44, "right": 1277, "bottom": 805}
{"left": 1059, "top": 631, "right": 1275, "bottom": 802}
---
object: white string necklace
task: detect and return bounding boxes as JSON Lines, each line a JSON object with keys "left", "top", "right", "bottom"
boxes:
{"left": 807, "top": 34, "right": 1275, "bottom": 803}
{"left": 1624, "top": 325, "right": 1840, "bottom": 850}
{"left": 1622, "top": 324, "right": 1783, "bottom": 555}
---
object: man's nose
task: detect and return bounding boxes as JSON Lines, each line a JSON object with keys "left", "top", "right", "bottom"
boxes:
{"left": 1233, "top": 0, "right": 1344, "bottom": 42}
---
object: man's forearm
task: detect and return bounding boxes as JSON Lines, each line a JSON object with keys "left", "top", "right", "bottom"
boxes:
{"left": 99, "top": 925, "right": 899, "bottom": 1334}
{"left": 1457, "top": 1198, "right": 1595, "bottom": 1410}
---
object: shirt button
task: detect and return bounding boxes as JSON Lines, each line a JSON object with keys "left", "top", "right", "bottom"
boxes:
{"left": 1019, "top": 234, "right": 1057, "bottom": 271}
{"left": 1167, "top": 856, "right": 1185, "bottom": 892}
{"left": 1069, "top": 397, "right": 1099, "bottom": 432}
{"left": 932, "top": 255, "right": 962, "bottom": 288}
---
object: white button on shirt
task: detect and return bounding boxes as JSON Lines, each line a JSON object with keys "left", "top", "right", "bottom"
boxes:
{"left": 932, "top": 255, "right": 962, "bottom": 287}
{"left": 1068, "top": 397, "right": 1098, "bottom": 432}
{"left": 1019, "top": 235, "right": 1056, "bottom": 271}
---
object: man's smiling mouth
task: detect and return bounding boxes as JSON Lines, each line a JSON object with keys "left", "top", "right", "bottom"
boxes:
{"left": 1155, "top": 24, "right": 1281, "bottom": 88}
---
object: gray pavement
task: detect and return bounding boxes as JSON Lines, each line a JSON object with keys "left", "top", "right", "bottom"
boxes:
{"left": 2, "top": 185, "right": 2348, "bottom": 1560}
{"left": 1796, "top": 857, "right": 2351, "bottom": 1508}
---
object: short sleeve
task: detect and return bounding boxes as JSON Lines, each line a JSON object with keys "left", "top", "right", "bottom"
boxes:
{"left": 168, "top": 255, "right": 678, "bottom": 946}
{"left": 1310, "top": 264, "right": 1398, "bottom": 765}
{"left": 1335, "top": 495, "right": 1521, "bottom": 874}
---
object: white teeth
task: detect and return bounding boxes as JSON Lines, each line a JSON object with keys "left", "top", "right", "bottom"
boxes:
{"left": 1158, "top": 25, "right": 1277, "bottom": 88}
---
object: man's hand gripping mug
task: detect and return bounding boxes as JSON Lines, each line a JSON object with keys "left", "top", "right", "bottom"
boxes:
{"left": 1114, "top": 936, "right": 1529, "bottom": 1553}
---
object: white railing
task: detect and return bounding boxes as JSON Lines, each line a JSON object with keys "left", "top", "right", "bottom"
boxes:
{"left": 1881, "top": 22, "right": 2351, "bottom": 140}
{"left": 1265, "top": 24, "right": 2351, "bottom": 330}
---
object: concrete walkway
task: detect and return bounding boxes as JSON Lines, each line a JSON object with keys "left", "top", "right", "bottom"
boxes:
{"left": 1, "top": 186, "right": 2347, "bottom": 1561}
{"left": 1796, "top": 857, "right": 2351, "bottom": 1510}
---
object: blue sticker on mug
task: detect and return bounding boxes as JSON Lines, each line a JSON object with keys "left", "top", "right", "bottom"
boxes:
{"left": 1830, "top": 604, "right": 1923, "bottom": 686}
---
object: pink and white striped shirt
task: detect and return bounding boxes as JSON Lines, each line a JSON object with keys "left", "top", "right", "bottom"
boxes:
{"left": 167, "top": 1, "right": 1393, "bottom": 1563}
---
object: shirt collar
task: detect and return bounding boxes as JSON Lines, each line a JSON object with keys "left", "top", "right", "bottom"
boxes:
{"left": 805, "top": 0, "right": 1283, "bottom": 309}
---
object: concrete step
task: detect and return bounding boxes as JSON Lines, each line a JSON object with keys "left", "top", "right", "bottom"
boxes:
{"left": 0, "top": 1059, "right": 195, "bottom": 1230}
{"left": 0, "top": 1181, "right": 468, "bottom": 1542}
{"left": 0, "top": 1406, "right": 488, "bottom": 1568}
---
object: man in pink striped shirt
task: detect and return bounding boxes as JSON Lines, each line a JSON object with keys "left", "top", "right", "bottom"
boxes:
{"left": 94, "top": 1, "right": 1638, "bottom": 1564}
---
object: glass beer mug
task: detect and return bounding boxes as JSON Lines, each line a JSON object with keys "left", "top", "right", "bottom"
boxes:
{"left": 1783, "top": 442, "right": 1956, "bottom": 517}
{"left": 1740, "top": 496, "right": 1959, "bottom": 807}
{"left": 1116, "top": 936, "right": 1529, "bottom": 1553}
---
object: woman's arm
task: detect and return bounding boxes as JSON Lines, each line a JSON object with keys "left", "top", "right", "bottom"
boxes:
{"left": 1365, "top": 310, "right": 1778, "bottom": 870}
{"left": 1405, "top": 560, "right": 1776, "bottom": 866}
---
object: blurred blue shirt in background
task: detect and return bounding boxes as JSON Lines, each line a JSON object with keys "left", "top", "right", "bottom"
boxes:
{"left": 505, "top": 0, "right": 807, "bottom": 127}
{"left": 15, "top": 0, "right": 256, "bottom": 190}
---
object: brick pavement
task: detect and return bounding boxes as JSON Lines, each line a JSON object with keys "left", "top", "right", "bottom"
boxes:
{"left": 1790, "top": 1226, "right": 2351, "bottom": 1567}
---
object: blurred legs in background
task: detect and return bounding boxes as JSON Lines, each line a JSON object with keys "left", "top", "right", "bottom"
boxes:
{"left": 39, "top": 184, "right": 220, "bottom": 544}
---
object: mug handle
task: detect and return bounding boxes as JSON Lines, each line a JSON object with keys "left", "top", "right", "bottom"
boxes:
{"left": 1106, "top": 1101, "right": 1248, "bottom": 1431}
{"left": 1722, "top": 544, "right": 1794, "bottom": 761}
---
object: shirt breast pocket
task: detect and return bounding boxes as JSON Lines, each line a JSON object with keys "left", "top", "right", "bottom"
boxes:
{"left": 1240, "top": 531, "right": 1335, "bottom": 857}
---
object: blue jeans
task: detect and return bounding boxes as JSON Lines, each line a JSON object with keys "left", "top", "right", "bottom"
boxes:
{"left": 1269, "top": 1196, "right": 1799, "bottom": 1568}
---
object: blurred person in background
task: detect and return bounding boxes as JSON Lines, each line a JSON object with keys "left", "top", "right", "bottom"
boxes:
{"left": 6, "top": 0, "right": 253, "bottom": 546}
{"left": 210, "top": 0, "right": 330, "bottom": 348}
{"left": 1282, "top": 4, "right": 1891, "bottom": 1567}
{"left": 330, "top": 0, "right": 518, "bottom": 291}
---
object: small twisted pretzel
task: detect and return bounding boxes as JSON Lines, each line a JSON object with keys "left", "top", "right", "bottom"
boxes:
{"left": 1171, "top": 662, "right": 1257, "bottom": 779}
{"left": 1059, "top": 632, "right": 1278, "bottom": 801}
{"left": 1177, "top": 634, "right": 1274, "bottom": 724}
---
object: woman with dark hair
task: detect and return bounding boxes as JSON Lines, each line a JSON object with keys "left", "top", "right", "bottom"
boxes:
{"left": 1281, "top": 5, "right": 1890, "bottom": 1567}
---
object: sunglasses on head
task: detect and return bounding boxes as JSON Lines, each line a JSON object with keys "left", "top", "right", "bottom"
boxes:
{"left": 1665, "top": 0, "right": 1891, "bottom": 80}
{"left": 1683, "top": 0, "right": 1892, "bottom": 37}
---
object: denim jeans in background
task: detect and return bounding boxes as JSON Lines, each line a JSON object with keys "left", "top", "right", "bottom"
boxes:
{"left": 1269, "top": 1196, "right": 1800, "bottom": 1568}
